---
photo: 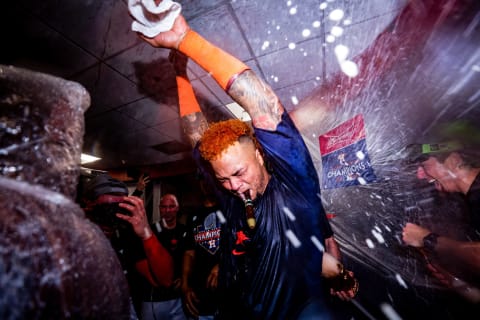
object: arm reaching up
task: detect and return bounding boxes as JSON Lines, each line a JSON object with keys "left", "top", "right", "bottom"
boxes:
{"left": 139, "top": 14, "right": 284, "bottom": 131}
{"left": 169, "top": 50, "right": 208, "bottom": 147}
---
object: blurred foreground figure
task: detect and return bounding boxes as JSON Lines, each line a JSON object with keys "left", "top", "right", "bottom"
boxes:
{"left": 134, "top": 7, "right": 358, "bottom": 319}
{"left": 402, "top": 140, "right": 480, "bottom": 302}
{"left": 0, "top": 65, "right": 132, "bottom": 318}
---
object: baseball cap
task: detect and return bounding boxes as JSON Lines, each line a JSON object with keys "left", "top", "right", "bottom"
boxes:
{"left": 84, "top": 174, "right": 128, "bottom": 200}
{"left": 402, "top": 141, "right": 463, "bottom": 164}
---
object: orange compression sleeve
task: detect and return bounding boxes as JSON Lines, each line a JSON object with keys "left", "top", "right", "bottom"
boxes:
{"left": 178, "top": 30, "right": 249, "bottom": 91}
{"left": 176, "top": 75, "right": 201, "bottom": 117}
{"left": 140, "top": 235, "right": 174, "bottom": 287}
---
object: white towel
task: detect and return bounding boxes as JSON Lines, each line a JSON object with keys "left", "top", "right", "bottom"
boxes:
{"left": 128, "top": 0, "right": 182, "bottom": 38}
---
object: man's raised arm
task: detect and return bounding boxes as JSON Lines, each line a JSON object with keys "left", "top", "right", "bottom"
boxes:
{"left": 169, "top": 50, "right": 208, "bottom": 147}
{"left": 139, "top": 14, "right": 284, "bottom": 131}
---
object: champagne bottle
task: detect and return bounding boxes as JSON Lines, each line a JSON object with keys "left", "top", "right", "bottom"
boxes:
{"left": 328, "top": 263, "right": 359, "bottom": 295}
{"left": 244, "top": 192, "right": 256, "bottom": 229}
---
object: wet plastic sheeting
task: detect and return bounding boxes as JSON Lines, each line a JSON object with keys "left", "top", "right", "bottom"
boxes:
{"left": 289, "top": 1, "right": 480, "bottom": 318}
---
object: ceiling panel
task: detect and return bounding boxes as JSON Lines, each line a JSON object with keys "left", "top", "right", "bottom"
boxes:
{"left": 117, "top": 96, "right": 178, "bottom": 127}
{"left": 3, "top": 0, "right": 477, "bottom": 180}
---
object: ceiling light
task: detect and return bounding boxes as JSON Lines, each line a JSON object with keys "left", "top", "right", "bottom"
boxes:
{"left": 81, "top": 153, "right": 101, "bottom": 164}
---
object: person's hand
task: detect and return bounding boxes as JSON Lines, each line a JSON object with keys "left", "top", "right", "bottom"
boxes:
{"left": 169, "top": 50, "right": 189, "bottom": 77}
{"left": 182, "top": 285, "right": 200, "bottom": 318}
{"left": 322, "top": 252, "right": 358, "bottom": 300}
{"left": 329, "top": 269, "right": 358, "bottom": 301}
{"left": 328, "top": 267, "right": 359, "bottom": 301}
{"left": 117, "top": 196, "right": 153, "bottom": 240}
{"left": 138, "top": 14, "right": 190, "bottom": 49}
{"left": 173, "top": 277, "right": 182, "bottom": 290}
{"left": 402, "top": 222, "right": 431, "bottom": 247}
{"left": 136, "top": 173, "right": 150, "bottom": 192}
{"left": 206, "top": 264, "right": 219, "bottom": 290}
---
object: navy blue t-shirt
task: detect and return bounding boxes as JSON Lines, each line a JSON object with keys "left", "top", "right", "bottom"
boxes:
{"left": 184, "top": 205, "right": 222, "bottom": 315}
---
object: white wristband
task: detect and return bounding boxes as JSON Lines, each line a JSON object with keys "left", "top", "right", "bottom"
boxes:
{"left": 142, "top": 227, "right": 153, "bottom": 240}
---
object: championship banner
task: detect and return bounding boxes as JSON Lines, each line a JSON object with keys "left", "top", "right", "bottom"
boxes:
{"left": 319, "top": 114, "right": 376, "bottom": 189}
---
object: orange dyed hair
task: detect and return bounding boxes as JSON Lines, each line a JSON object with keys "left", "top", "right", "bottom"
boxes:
{"left": 199, "top": 119, "right": 254, "bottom": 161}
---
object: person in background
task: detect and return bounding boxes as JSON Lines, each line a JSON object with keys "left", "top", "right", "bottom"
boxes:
{"left": 181, "top": 171, "right": 222, "bottom": 319}
{"left": 83, "top": 174, "right": 174, "bottom": 317}
{"left": 137, "top": 193, "right": 188, "bottom": 320}
{"left": 132, "top": 172, "right": 151, "bottom": 197}
{"left": 402, "top": 143, "right": 480, "bottom": 302}
{"left": 136, "top": 10, "right": 358, "bottom": 319}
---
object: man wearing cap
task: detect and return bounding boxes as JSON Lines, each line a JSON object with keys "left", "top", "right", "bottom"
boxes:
{"left": 83, "top": 173, "right": 174, "bottom": 315}
{"left": 401, "top": 143, "right": 480, "bottom": 301}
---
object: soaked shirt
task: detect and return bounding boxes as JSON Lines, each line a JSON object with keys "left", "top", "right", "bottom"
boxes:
{"left": 184, "top": 205, "right": 222, "bottom": 315}
{"left": 207, "top": 113, "right": 334, "bottom": 320}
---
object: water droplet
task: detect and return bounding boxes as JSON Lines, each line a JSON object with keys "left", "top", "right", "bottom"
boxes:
{"left": 340, "top": 60, "right": 359, "bottom": 77}
{"left": 335, "top": 44, "right": 349, "bottom": 62}
{"left": 329, "top": 9, "right": 344, "bottom": 21}
{"left": 291, "top": 96, "right": 299, "bottom": 105}
{"left": 331, "top": 26, "right": 344, "bottom": 37}
{"left": 262, "top": 41, "right": 270, "bottom": 51}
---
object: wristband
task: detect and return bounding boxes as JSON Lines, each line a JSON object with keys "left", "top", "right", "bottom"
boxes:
{"left": 142, "top": 227, "right": 153, "bottom": 241}
{"left": 178, "top": 30, "right": 249, "bottom": 91}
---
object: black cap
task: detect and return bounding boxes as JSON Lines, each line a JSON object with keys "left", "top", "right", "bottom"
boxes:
{"left": 84, "top": 174, "right": 128, "bottom": 200}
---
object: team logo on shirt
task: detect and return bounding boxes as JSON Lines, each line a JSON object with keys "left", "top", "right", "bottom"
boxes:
{"left": 194, "top": 212, "right": 221, "bottom": 255}
{"left": 232, "top": 230, "right": 251, "bottom": 256}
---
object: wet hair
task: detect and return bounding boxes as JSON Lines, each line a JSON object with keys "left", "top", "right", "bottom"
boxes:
{"left": 447, "top": 150, "right": 480, "bottom": 168}
{"left": 199, "top": 119, "right": 257, "bottom": 161}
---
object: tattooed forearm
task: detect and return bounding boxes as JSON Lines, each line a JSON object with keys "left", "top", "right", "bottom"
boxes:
{"left": 227, "top": 70, "right": 284, "bottom": 131}
{"left": 181, "top": 112, "right": 209, "bottom": 147}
